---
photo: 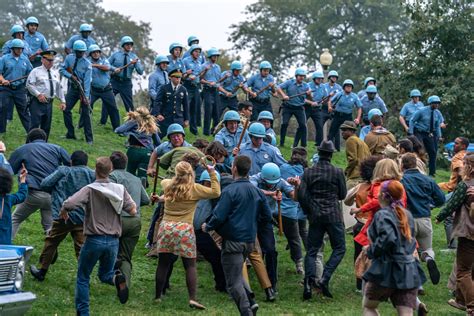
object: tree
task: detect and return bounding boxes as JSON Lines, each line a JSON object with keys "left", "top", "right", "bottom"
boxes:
{"left": 0, "top": 0, "right": 155, "bottom": 70}
{"left": 375, "top": 0, "right": 473, "bottom": 141}
{"left": 229, "top": 0, "right": 407, "bottom": 86}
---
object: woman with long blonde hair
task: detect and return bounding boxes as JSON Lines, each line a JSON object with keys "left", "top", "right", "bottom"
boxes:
{"left": 362, "top": 180, "right": 426, "bottom": 316}
{"left": 153, "top": 161, "right": 220, "bottom": 309}
{"left": 114, "top": 106, "right": 160, "bottom": 180}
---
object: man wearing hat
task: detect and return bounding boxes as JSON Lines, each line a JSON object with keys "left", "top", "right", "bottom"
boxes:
{"left": 183, "top": 45, "right": 203, "bottom": 135}
{"left": 24, "top": 17, "right": 49, "bottom": 68}
{"left": 26, "top": 50, "right": 65, "bottom": 138}
{"left": 149, "top": 55, "right": 169, "bottom": 107}
{"left": 200, "top": 48, "right": 222, "bottom": 135}
{"left": 152, "top": 68, "right": 189, "bottom": 139}
{"left": 364, "top": 114, "right": 396, "bottom": 155}
{"left": 340, "top": 121, "right": 370, "bottom": 188}
{"left": 64, "top": 23, "right": 96, "bottom": 55}
{"left": 2, "top": 25, "right": 32, "bottom": 58}
{"left": 359, "top": 85, "right": 387, "bottom": 125}
{"left": 289, "top": 140, "right": 347, "bottom": 300}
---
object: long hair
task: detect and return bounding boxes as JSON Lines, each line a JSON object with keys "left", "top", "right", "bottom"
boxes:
{"left": 407, "top": 135, "right": 427, "bottom": 163}
{"left": 380, "top": 180, "right": 412, "bottom": 241}
{"left": 372, "top": 158, "right": 402, "bottom": 183}
{"left": 125, "top": 106, "right": 159, "bottom": 135}
{"left": 163, "top": 161, "right": 195, "bottom": 202}
{"left": 462, "top": 152, "right": 474, "bottom": 181}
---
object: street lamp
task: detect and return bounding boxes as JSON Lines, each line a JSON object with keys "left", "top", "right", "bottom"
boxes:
{"left": 319, "top": 48, "right": 333, "bottom": 81}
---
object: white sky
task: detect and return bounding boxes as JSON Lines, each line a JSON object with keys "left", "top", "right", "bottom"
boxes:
{"left": 101, "top": 0, "right": 254, "bottom": 61}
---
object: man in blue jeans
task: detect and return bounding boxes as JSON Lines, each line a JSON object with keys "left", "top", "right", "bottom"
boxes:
{"left": 60, "top": 157, "right": 136, "bottom": 315}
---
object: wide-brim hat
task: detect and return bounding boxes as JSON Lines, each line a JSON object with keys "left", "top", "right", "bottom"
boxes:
{"left": 340, "top": 120, "right": 357, "bottom": 131}
{"left": 317, "top": 140, "right": 336, "bottom": 153}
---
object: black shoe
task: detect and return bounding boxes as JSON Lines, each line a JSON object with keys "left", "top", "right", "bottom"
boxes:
{"left": 427, "top": 258, "right": 440, "bottom": 285}
{"left": 249, "top": 299, "right": 259, "bottom": 316}
{"left": 51, "top": 250, "right": 58, "bottom": 265}
{"left": 316, "top": 280, "right": 333, "bottom": 298}
{"left": 303, "top": 277, "right": 312, "bottom": 300}
{"left": 114, "top": 273, "right": 129, "bottom": 304}
{"left": 30, "top": 265, "right": 46, "bottom": 281}
{"left": 265, "top": 287, "right": 276, "bottom": 302}
{"left": 62, "top": 134, "right": 77, "bottom": 140}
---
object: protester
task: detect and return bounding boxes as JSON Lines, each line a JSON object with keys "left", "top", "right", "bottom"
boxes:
{"left": 398, "top": 138, "right": 427, "bottom": 174}
{"left": 364, "top": 114, "right": 396, "bottom": 155}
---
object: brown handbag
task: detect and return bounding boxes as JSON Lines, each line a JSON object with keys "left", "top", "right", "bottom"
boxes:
{"left": 355, "top": 250, "right": 371, "bottom": 279}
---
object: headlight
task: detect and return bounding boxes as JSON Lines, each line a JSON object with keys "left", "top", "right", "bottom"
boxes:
{"left": 15, "top": 258, "right": 25, "bottom": 290}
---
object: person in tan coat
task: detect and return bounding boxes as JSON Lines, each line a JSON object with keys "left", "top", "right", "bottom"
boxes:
{"left": 364, "top": 115, "right": 396, "bottom": 155}
{"left": 340, "top": 121, "right": 370, "bottom": 188}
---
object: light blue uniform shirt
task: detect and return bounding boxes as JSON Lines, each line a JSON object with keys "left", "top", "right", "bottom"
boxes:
{"left": 59, "top": 54, "right": 92, "bottom": 98}
{"left": 400, "top": 100, "right": 425, "bottom": 123}
{"left": 182, "top": 56, "right": 202, "bottom": 85}
{"left": 409, "top": 106, "right": 443, "bottom": 137}
{"left": 88, "top": 56, "right": 113, "bottom": 89}
{"left": 265, "top": 127, "right": 277, "bottom": 140}
{"left": 2, "top": 39, "right": 32, "bottom": 57}
{"left": 360, "top": 95, "right": 388, "bottom": 120}
{"left": 154, "top": 140, "right": 191, "bottom": 157}
{"left": 239, "top": 142, "right": 287, "bottom": 176}
{"left": 324, "top": 82, "right": 342, "bottom": 95}
{"left": 0, "top": 53, "right": 33, "bottom": 87}
{"left": 247, "top": 73, "right": 275, "bottom": 99}
{"left": 24, "top": 31, "right": 49, "bottom": 55}
{"left": 279, "top": 163, "right": 304, "bottom": 219}
{"left": 214, "top": 126, "right": 250, "bottom": 156}
{"left": 148, "top": 69, "right": 169, "bottom": 100}
{"left": 167, "top": 55, "right": 186, "bottom": 73}
{"left": 108, "top": 50, "right": 144, "bottom": 78}
{"left": 278, "top": 79, "right": 310, "bottom": 106}
{"left": 250, "top": 173, "right": 294, "bottom": 215}
{"left": 308, "top": 81, "right": 329, "bottom": 102}
{"left": 64, "top": 35, "right": 96, "bottom": 50}
{"left": 182, "top": 50, "right": 206, "bottom": 64}
{"left": 359, "top": 125, "right": 371, "bottom": 141}
{"left": 331, "top": 91, "right": 362, "bottom": 114}
{"left": 219, "top": 71, "right": 246, "bottom": 97}
{"left": 201, "top": 61, "right": 221, "bottom": 87}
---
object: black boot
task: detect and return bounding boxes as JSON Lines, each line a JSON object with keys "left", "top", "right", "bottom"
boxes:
{"left": 316, "top": 280, "right": 333, "bottom": 298}
{"left": 265, "top": 287, "right": 276, "bottom": 302}
{"left": 30, "top": 265, "right": 47, "bottom": 281}
{"left": 303, "top": 277, "right": 312, "bottom": 300}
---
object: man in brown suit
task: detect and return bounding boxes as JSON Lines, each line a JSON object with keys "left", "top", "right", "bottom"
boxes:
{"left": 340, "top": 121, "right": 370, "bottom": 189}
{"left": 364, "top": 115, "right": 396, "bottom": 155}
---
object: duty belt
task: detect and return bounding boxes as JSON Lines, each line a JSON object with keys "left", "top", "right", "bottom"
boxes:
{"left": 111, "top": 76, "right": 131, "bottom": 82}
{"left": 92, "top": 85, "right": 112, "bottom": 92}
{"left": 6, "top": 84, "right": 25, "bottom": 90}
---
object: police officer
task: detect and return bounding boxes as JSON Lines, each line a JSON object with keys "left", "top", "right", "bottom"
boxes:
{"left": 0, "top": 39, "right": 33, "bottom": 133}
{"left": 399, "top": 89, "right": 424, "bottom": 133}
{"left": 200, "top": 48, "right": 222, "bottom": 136}
{"left": 276, "top": 68, "right": 312, "bottom": 148}
{"left": 236, "top": 122, "right": 287, "bottom": 175}
{"left": 108, "top": 36, "right": 144, "bottom": 113}
{"left": 26, "top": 50, "right": 65, "bottom": 138}
{"left": 152, "top": 68, "right": 189, "bottom": 139}
{"left": 88, "top": 44, "right": 120, "bottom": 130}
{"left": 247, "top": 61, "right": 276, "bottom": 121}
{"left": 258, "top": 110, "right": 277, "bottom": 142}
{"left": 59, "top": 40, "right": 93, "bottom": 144}
{"left": 409, "top": 95, "right": 443, "bottom": 176}
{"left": 359, "top": 108, "right": 383, "bottom": 141}
{"left": 167, "top": 43, "right": 186, "bottom": 74}
{"left": 149, "top": 55, "right": 169, "bottom": 107}
{"left": 2, "top": 25, "right": 32, "bottom": 58}
{"left": 64, "top": 23, "right": 96, "bottom": 55}
{"left": 182, "top": 44, "right": 203, "bottom": 135}
{"left": 357, "top": 76, "right": 376, "bottom": 99}
{"left": 324, "top": 70, "right": 342, "bottom": 96}
{"left": 327, "top": 79, "right": 362, "bottom": 151}
{"left": 24, "top": 17, "right": 49, "bottom": 68}
{"left": 182, "top": 36, "right": 206, "bottom": 64}
{"left": 360, "top": 85, "right": 387, "bottom": 125}
{"left": 214, "top": 110, "right": 250, "bottom": 157}
{"left": 218, "top": 60, "right": 250, "bottom": 119}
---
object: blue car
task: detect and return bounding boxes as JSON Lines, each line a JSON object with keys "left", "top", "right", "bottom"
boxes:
{"left": 444, "top": 141, "right": 474, "bottom": 161}
{"left": 0, "top": 245, "right": 36, "bottom": 315}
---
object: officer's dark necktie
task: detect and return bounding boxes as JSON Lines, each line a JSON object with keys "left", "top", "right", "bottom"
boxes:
{"left": 163, "top": 72, "right": 168, "bottom": 85}
{"left": 47, "top": 69, "right": 54, "bottom": 99}
{"left": 71, "top": 57, "right": 79, "bottom": 88}
{"left": 122, "top": 53, "right": 128, "bottom": 78}
{"left": 429, "top": 108, "right": 435, "bottom": 134}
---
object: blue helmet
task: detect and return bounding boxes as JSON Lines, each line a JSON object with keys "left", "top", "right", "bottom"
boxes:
{"left": 10, "top": 25, "right": 24, "bottom": 36}
{"left": 427, "top": 95, "right": 441, "bottom": 104}
{"left": 223, "top": 110, "right": 240, "bottom": 122}
{"left": 257, "top": 111, "right": 274, "bottom": 121}
{"left": 295, "top": 68, "right": 307, "bottom": 76}
{"left": 267, "top": 133, "right": 277, "bottom": 146}
{"left": 311, "top": 71, "right": 324, "bottom": 80}
{"left": 342, "top": 79, "right": 354, "bottom": 88}
{"left": 73, "top": 40, "right": 87, "bottom": 52}
{"left": 248, "top": 122, "right": 266, "bottom": 138}
{"left": 25, "top": 16, "right": 39, "bottom": 25}
{"left": 259, "top": 61, "right": 272, "bottom": 71}
{"left": 328, "top": 70, "right": 339, "bottom": 78}
{"left": 187, "top": 35, "right": 199, "bottom": 46}
{"left": 88, "top": 44, "right": 101, "bottom": 53}
{"left": 166, "top": 123, "right": 185, "bottom": 137}
{"left": 364, "top": 77, "right": 376, "bottom": 87}
{"left": 188, "top": 44, "right": 201, "bottom": 54}
{"left": 10, "top": 39, "right": 25, "bottom": 49}
{"left": 207, "top": 47, "right": 220, "bottom": 57}
{"left": 169, "top": 42, "right": 183, "bottom": 54}
{"left": 154, "top": 55, "right": 169, "bottom": 65}
{"left": 410, "top": 89, "right": 422, "bottom": 98}
{"left": 199, "top": 170, "right": 221, "bottom": 183}
{"left": 261, "top": 163, "right": 281, "bottom": 184}
{"left": 79, "top": 23, "right": 93, "bottom": 32}
{"left": 368, "top": 108, "right": 383, "bottom": 120}
{"left": 230, "top": 60, "right": 242, "bottom": 71}
{"left": 120, "top": 36, "right": 134, "bottom": 47}
{"left": 366, "top": 85, "right": 377, "bottom": 93}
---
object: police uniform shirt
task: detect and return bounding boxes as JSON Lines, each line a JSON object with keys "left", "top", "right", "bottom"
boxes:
{"left": 65, "top": 35, "right": 96, "bottom": 50}
{"left": 201, "top": 61, "right": 221, "bottom": 86}
{"left": 2, "top": 39, "right": 33, "bottom": 58}
{"left": 219, "top": 70, "right": 246, "bottom": 97}
{"left": 278, "top": 78, "right": 310, "bottom": 107}
{"left": 59, "top": 54, "right": 92, "bottom": 98}
{"left": 249, "top": 173, "right": 294, "bottom": 214}
{"left": 409, "top": 106, "right": 443, "bottom": 137}
{"left": 148, "top": 69, "right": 169, "bottom": 100}
{"left": 331, "top": 91, "right": 362, "bottom": 114}
{"left": 324, "top": 82, "right": 342, "bottom": 95}
{"left": 308, "top": 81, "right": 329, "bottom": 102}
{"left": 0, "top": 53, "right": 33, "bottom": 87}
{"left": 247, "top": 73, "right": 275, "bottom": 99}
{"left": 238, "top": 141, "right": 287, "bottom": 175}
{"left": 400, "top": 100, "right": 425, "bottom": 123}
{"left": 155, "top": 140, "right": 192, "bottom": 157}
{"left": 214, "top": 126, "right": 250, "bottom": 156}
{"left": 182, "top": 56, "right": 202, "bottom": 85}
{"left": 109, "top": 50, "right": 144, "bottom": 78}
{"left": 167, "top": 55, "right": 186, "bottom": 74}
{"left": 88, "top": 56, "right": 113, "bottom": 89}
{"left": 26, "top": 65, "right": 65, "bottom": 102}
{"left": 182, "top": 49, "right": 206, "bottom": 64}
{"left": 24, "top": 31, "right": 49, "bottom": 56}
{"left": 360, "top": 95, "right": 388, "bottom": 120}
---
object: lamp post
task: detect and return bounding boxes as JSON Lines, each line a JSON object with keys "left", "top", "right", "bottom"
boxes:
{"left": 319, "top": 48, "right": 333, "bottom": 82}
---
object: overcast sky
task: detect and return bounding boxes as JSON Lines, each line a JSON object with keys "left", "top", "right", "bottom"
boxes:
{"left": 101, "top": 0, "right": 254, "bottom": 61}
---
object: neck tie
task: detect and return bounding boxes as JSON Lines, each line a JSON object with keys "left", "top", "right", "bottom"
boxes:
{"left": 163, "top": 71, "right": 168, "bottom": 84}
{"left": 429, "top": 108, "right": 435, "bottom": 133}
{"left": 47, "top": 69, "right": 54, "bottom": 99}
{"left": 122, "top": 53, "right": 128, "bottom": 78}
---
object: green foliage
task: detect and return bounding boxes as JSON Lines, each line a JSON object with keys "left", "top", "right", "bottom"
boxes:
{"left": 375, "top": 0, "right": 474, "bottom": 141}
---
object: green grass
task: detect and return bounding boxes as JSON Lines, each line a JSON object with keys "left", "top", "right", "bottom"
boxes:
{"left": 0, "top": 103, "right": 462, "bottom": 315}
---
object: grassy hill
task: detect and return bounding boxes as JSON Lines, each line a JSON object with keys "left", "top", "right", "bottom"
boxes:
{"left": 0, "top": 103, "right": 461, "bottom": 315}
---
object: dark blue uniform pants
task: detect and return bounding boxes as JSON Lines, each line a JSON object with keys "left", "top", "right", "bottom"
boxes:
{"left": 101, "top": 77, "right": 133, "bottom": 124}
{"left": 257, "top": 221, "right": 278, "bottom": 289}
{"left": 328, "top": 111, "right": 351, "bottom": 151}
{"left": 90, "top": 86, "right": 120, "bottom": 130}
{"left": 218, "top": 95, "right": 238, "bottom": 120}
{"left": 202, "top": 87, "right": 219, "bottom": 136}
{"left": 184, "top": 82, "right": 201, "bottom": 135}
{"left": 280, "top": 104, "right": 307, "bottom": 147}
{"left": 29, "top": 98, "right": 52, "bottom": 138}
{"left": 305, "top": 107, "right": 332, "bottom": 146}
{"left": 0, "top": 86, "right": 30, "bottom": 133}
{"left": 250, "top": 98, "right": 272, "bottom": 122}
{"left": 63, "top": 87, "right": 93, "bottom": 143}
{"left": 415, "top": 131, "right": 438, "bottom": 176}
